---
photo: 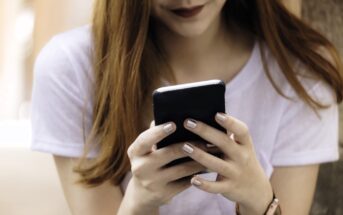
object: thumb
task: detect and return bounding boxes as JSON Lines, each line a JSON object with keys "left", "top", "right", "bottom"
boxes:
{"left": 150, "top": 120, "right": 155, "bottom": 128}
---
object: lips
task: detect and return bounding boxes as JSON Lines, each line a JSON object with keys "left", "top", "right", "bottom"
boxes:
{"left": 171, "top": 5, "right": 204, "bottom": 18}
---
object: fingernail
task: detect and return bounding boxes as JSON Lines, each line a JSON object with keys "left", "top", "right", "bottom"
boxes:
{"left": 186, "top": 119, "right": 197, "bottom": 129}
{"left": 216, "top": 113, "right": 227, "bottom": 122}
{"left": 182, "top": 143, "right": 194, "bottom": 154}
{"left": 206, "top": 143, "right": 215, "bottom": 148}
{"left": 191, "top": 177, "right": 202, "bottom": 186}
{"left": 163, "top": 123, "right": 175, "bottom": 134}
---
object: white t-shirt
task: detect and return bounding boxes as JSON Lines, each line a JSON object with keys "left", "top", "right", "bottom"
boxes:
{"left": 31, "top": 25, "right": 339, "bottom": 215}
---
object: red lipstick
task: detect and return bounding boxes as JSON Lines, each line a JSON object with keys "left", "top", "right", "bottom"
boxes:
{"left": 171, "top": 5, "right": 204, "bottom": 18}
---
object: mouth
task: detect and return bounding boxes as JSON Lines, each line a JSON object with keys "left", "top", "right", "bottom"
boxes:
{"left": 170, "top": 5, "right": 205, "bottom": 18}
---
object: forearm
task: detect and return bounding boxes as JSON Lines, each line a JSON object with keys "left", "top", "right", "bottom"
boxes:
{"left": 117, "top": 193, "right": 159, "bottom": 215}
{"left": 238, "top": 185, "right": 274, "bottom": 215}
{"left": 271, "top": 165, "right": 319, "bottom": 215}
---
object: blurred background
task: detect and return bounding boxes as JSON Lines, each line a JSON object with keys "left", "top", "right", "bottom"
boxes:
{"left": 0, "top": 0, "right": 341, "bottom": 214}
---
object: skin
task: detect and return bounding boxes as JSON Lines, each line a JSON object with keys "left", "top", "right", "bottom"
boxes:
{"left": 182, "top": 114, "right": 273, "bottom": 214}
{"left": 55, "top": 0, "right": 319, "bottom": 214}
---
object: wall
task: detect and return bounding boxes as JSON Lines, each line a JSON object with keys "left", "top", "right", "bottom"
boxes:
{"left": 302, "top": 1, "right": 343, "bottom": 214}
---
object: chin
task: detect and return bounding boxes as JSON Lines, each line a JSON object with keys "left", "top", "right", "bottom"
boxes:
{"left": 151, "top": 0, "right": 224, "bottom": 39}
{"left": 161, "top": 16, "right": 223, "bottom": 39}
{"left": 160, "top": 13, "right": 217, "bottom": 38}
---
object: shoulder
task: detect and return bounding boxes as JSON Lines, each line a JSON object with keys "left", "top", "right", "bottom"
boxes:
{"left": 260, "top": 42, "right": 336, "bottom": 106}
{"left": 48, "top": 25, "right": 93, "bottom": 53}
{"left": 34, "top": 25, "right": 94, "bottom": 93}
{"left": 31, "top": 26, "right": 96, "bottom": 157}
{"left": 36, "top": 25, "right": 93, "bottom": 69}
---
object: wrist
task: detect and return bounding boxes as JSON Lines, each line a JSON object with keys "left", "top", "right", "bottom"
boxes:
{"left": 120, "top": 193, "right": 159, "bottom": 215}
{"left": 238, "top": 182, "right": 274, "bottom": 215}
{"left": 120, "top": 179, "right": 159, "bottom": 215}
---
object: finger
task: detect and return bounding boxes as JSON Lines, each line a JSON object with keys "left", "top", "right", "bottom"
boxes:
{"left": 159, "top": 161, "right": 206, "bottom": 182}
{"left": 183, "top": 118, "right": 239, "bottom": 156}
{"left": 215, "top": 113, "right": 252, "bottom": 145}
{"left": 128, "top": 122, "right": 176, "bottom": 158}
{"left": 143, "top": 142, "right": 212, "bottom": 170}
{"left": 151, "top": 142, "right": 188, "bottom": 166}
{"left": 166, "top": 176, "right": 192, "bottom": 197}
{"left": 182, "top": 142, "right": 235, "bottom": 178}
{"left": 130, "top": 156, "right": 155, "bottom": 179}
{"left": 190, "top": 175, "right": 230, "bottom": 194}
{"left": 152, "top": 144, "right": 157, "bottom": 152}
{"left": 152, "top": 142, "right": 211, "bottom": 167}
{"left": 150, "top": 120, "right": 155, "bottom": 128}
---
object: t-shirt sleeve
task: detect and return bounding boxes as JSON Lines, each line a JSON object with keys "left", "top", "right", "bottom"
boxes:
{"left": 30, "top": 37, "right": 96, "bottom": 158}
{"left": 271, "top": 80, "right": 339, "bottom": 166}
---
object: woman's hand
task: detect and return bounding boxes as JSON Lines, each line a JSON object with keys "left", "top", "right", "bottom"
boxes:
{"left": 182, "top": 113, "right": 273, "bottom": 215}
{"left": 124, "top": 122, "right": 207, "bottom": 214}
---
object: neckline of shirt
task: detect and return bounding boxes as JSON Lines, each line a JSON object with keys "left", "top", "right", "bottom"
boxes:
{"left": 225, "top": 40, "right": 262, "bottom": 97}
{"left": 159, "top": 40, "right": 262, "bottom": 94}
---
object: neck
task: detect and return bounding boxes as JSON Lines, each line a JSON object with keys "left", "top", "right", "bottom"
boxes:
{"left": 154, "top": 14, "right": 234, "bottom": 70}
{"left": 152, "top": 13, "right": 254, "bottom": 85}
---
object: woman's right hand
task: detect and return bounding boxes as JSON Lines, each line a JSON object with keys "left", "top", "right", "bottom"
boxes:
{"left": 124, "top": 122, "right": 207, "bottom": 212}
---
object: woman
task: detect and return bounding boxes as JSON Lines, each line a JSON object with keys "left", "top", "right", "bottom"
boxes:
{"left": 31, "top": 0, "right": 343, "bottom": 214}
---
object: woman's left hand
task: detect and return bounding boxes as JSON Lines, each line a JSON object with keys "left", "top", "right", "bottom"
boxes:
{"left": 182, "top": 113, "right": 273, "bottom": 215}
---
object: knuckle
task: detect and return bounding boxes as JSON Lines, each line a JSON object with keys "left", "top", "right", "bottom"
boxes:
{"left": 181, "top": 163, "right": 194, "bottom": 174}
{"left": 239, "top": 151, "right": 250, "bottom": 164}
{"left": 159, "top": 145, "right": 179, "bottom": 162}
{"left": 140, "top": 180, "right": 149, "bottom": 188}
{"left": 131, "top": 167, "right": 141, "bottom": 178}
{"left": 193, "top": 149, "right": 203, "bottom": 159}
{"left": 137, "top": 131, "right": 148, "bottom": 143}
{"left": 193, "top": 162, "right": 205, "bottom": 171}
{"left": 155, "top": 127, "right": 166, "bottom": 140}
{"left": 131, "top": 161, "right": 145, "bottom": 178}
{"left": 135, "top": 131, "right": 144, "bottom": 141}
{"left": 175, "top": 162, "right": 201, "bottom": 177}
{"left": 222, "top": 164, "right": 232, "bottom": 175}
{"left": 134, "top": 144, "right": 145, "bottom": 154}
{"left": 218, "top": 136, "right": 231, "bottom": 148}
{"left": 196, "top": 122, "right": 205, "bottom": 133}
{"left": 141, "top": 180, "right": 156, "bottom": 191}
{"left": 223, "top": 134, "right": 233, "bottom": 143}
{"left": 228, "top": 180, "right": 240, "bottom": 193}
{"left": 170, "top": 144, "right": 183, "bottom": 157}
{"left": 226, "top": 116, "right": 235, "bottom": 128}
{"left": 225, "top": 180, "right": 233, "bottom": 191}
{"left": 127, "top": 145, "right": 135, "bottom": 159}
{"left": 194, "top": 165, "right": 206, "bottom": 174}
{"left": 200, "top": 181, "right": 210, "bottom": 191}
{"left": 239, "top": 124, "right": 249, "bottom": 136}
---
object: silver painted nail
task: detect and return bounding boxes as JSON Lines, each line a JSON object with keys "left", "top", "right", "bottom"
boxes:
{"left": 191, "top": 178, "right": 202, "bottom": 186}
{"left": 182, "top": 143, "right": 194, "bottom": 154}
{"left": 163, "top": 123, "right": 174, "bottom": 134}
{"left": 216, "top": 113, "right": 226, "bottom": 121}
{"left": 186, "top": 119, "right": 197, "bottom": 129}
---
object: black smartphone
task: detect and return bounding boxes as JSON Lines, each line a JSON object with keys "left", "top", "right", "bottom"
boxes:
{"left": 153, "top": 79, "right": 226, "bottom": 165}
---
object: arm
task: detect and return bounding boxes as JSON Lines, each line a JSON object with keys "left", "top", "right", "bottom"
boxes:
{"left": 54, "top": 127, "right": 200, "bottom": 215}
{"left": 271, "top": 165, "right": 319, "bottom": 215}
{"left": 53, "top": 155, "right": 123, "bottom": 215}
{"left": 177, "top": 113, "right": 330, "bottom": 215}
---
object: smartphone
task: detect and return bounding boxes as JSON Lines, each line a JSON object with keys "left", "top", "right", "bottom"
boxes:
{"left": 153, "top": 79, "right": 226, "bottom": 165}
